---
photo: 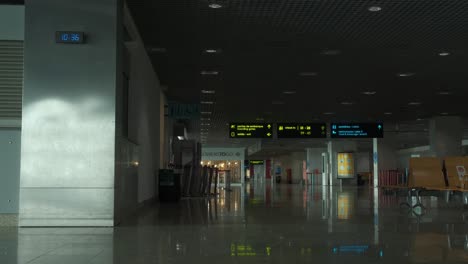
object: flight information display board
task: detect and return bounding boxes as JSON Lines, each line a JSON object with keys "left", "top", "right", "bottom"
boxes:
{"left": 277, "top": 123, "right": 326, "bottom": 138}
{"left": 330, "top": 123, "right": 384, "bottom": 138}
{"left": 229, "top": 123, "right": 273, "bottom": 138}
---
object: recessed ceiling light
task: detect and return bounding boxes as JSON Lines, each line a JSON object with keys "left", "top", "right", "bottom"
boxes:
{"left": 397, "top": 72, "right": 415, "bottom": 77}
{"left": 437, "top": 91, "right": 453, "bottom": 95}
{"left": 323, "top": 112, "right": 335, "bottom": 115}
{"left": 201, "top": 111, "right": 212, "bottom": 115}
{"left": 205, "top": 49, "right": 221, "bottom": 54}
{"left": 299, "top": 72, "right": 318, "bottom": 77}
{"left": 362, "top": 91, "right": 377, "bottom": 95}
{"left": 201, "top": 118, "right": 211, "bottom": 121}
{"left": 384, "top": 112, "right": 392, "bottom": 115}
{"left": 209, "top": 3, "right": 222, "bottom": 9}
{"left": 368, "top": 6, "right": 382, "bottom": 12}
{"left": 201, "top": 123, "right": 211, "bottom": 126}
{"left": 440, "top": 112, "right": 449, "bottom": 115}
{"left": 283, "top": 90, "right": 297, "bottom": 95}
{"left": 201, "top": 90, "right": 216, "bottom": 94}
{"left": 408, "top": 102, "right": 422, "bottom": 106}
{"left": 272, "top": 101, "right": 285, "bottom": 105}
{"left": 148, "top": 47, "right": 167, "bottom": 53}
{"left": 201, "top": 71, "right": 219, "bottom": 75}
{"left": 201, "top": 101, "right": 214, "bottom": 104}
{"left": 341, "top": 101, "right": 355, "bottom": 105}
{"left": 321, "top": 50, "right": 341, "bottom": 55}
{"left": 438, "top": 52, "right": 450, "bottom": 56}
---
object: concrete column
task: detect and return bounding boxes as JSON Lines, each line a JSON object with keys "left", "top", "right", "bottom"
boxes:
{"left": 20, "top": 0, "right": 122, "bottom": 226}
{"left": 429, "top": 116, "right": 463, "bottom": 157}
{"left": 306, "top": 148, "right": 327, "bottom": 185}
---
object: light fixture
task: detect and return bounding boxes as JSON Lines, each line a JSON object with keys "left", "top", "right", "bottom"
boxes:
{"left": 256, "top": 117, "right": 264, "bottom": 121}
{"left": 362, "top": 91, "right": 377, "bottom": 95}
{"left": 341, "top": 101, "right": 355, "bottom": 105}
{"left": 200, "top": 71, "right": 219, "bottom": 75}
{"left": 201, "top": 111, "right": 212, "bottom": 115}
{"left": 283, "top": 90, "right": 297, "bottom": 95}
{"left": 201, "top": 123, "right": 211, "bottom": 126}
{"left": 408, "top": 102, "right": 422, "bottom": 106}
{"left": 205, "top": 49, "right": 221, "bottom": 54}
{"left": 384, "top": 112, "right": 392, "bottom": 115}
{"left": 209, "top": 3, "right": 222, "bottom": 9}
{"left": 368, "top": 6, "right": 382, "bottom": 12}
{"left": 440, "top": 112, "right": 449, "bottom": 115}
{"left": 201, "top": 101, "right": 214, "bottom": 104}
{"left": 200, "top": 161, "right": 204, "bottom": 165}
{"left": 321, "top": 50, "right": 341, "bottom": 55}
{"left": 272, "top": 101, "right": 285, "bottom": 105}
{"left": 148, "top": 47, "right": 167, "bottom": 53}
{"left": 323, "top": 112, "right": 335, "bottom": 115}
{"left": 177, "top": 136, "right": 185, "bottom": 140}
{"left": 201, "top": 118, "right": 211, "bottom": 121}
{"left": 397, "top": 72, "right": 415, "bottom": 77}
{"left": 201, "top": 90, "right": 216, "bottom": 94}
{"left": 438, "top": 52, "right": 450, "bottom": 56}
{"left": 417, "top": 118, "right": 424, "bottom": 121}
{"left": 299, "top": 72, "right": 318, "bottom": 76}
{"left": 437, "top": 91, "right": 453, "bottom": 95}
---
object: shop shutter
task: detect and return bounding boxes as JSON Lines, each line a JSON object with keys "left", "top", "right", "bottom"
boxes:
{"left": 0, "top": 40, "right": 23, "bottom": 120}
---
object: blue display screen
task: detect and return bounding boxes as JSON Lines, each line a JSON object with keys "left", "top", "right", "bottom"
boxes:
{"left": 56, "top": 31, "right": 85, "bottom": 44}
{"left": 330, "top": 123, "right": 384, "bottom": 138}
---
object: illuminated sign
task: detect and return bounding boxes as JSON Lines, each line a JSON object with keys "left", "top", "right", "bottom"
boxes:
{"left": 337, "top": 153, "right": 355, "bottom": 179}
{"left": 277, "top": 123, "right": 326, "bottom": 138}
{"left": 229, "top": 123, "right": 273, "bottom": 138}
{"left": 330, "top": 123, "right": 383, "bottom": 138}
{"left": 247, "top": 160, "right": 264, "bottom": 165}
{"left": 55, "top": 31, "right": 85, "bottom": 44}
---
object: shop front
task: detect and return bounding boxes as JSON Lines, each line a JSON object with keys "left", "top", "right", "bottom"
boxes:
{"left": 201, "top": 148, "right": 245, "bottom": 186}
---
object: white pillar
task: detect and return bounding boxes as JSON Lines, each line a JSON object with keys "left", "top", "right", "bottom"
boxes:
{"left": 328, "top": 141, "right": 333, "bottom": 185}
{"left": 373, "top": 138, "right": 379, "bottom": 188}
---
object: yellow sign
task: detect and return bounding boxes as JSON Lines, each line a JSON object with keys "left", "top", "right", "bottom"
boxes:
{"left": 337, "top": 153, "right": 355, "bottom": 178}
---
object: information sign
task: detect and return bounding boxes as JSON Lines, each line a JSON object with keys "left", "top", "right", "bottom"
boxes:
{"left": 277, "top": 123, "right": 326, "bottom": 138}
{"left": 229, "top": 123, "right": 273, "bottom": 138}
{"left": 330, "top": 123, "right": 383, "bottom": 138}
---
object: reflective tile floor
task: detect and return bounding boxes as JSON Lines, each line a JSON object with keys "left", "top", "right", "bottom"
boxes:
{"left": 1, "top": 183, "right": 468, "bottom": 263}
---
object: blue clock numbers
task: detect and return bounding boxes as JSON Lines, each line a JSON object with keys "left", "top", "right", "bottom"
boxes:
{"left": 56, "top": 31, "right": 85, "bottom": 44}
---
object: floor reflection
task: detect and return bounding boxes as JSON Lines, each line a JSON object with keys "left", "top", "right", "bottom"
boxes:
{"left": 1, "top": 184, "right": 467, "bottom": 263}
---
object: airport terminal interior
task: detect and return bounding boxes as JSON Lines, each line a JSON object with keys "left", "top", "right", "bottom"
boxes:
{"left": 1, "top": 0, "right": 468, "bottom": 263}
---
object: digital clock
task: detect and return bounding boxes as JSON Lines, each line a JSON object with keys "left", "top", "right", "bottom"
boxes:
{"left": 55, "top": 31, "right": 85, "bottom": 44}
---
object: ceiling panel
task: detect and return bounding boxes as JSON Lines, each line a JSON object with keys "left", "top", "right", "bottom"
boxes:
{"left": 128, "top": 0, "right": 468, "bottom": 145}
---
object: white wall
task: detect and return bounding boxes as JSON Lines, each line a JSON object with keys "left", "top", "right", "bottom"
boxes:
{"left": 124, "top": 6, "right": 162, "bottom": 203}
{"left": 275, "top": 152, "right": 306, "bottom": 183}
{"left": 0, "top": 5, "right": 24, "bottom": 40}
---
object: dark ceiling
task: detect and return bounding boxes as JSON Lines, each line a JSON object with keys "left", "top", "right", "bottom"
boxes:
{"left": 127, "top": 0, "right": 468, "bottom": 146}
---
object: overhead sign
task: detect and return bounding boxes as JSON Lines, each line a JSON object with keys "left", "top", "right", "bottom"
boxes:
{"left": 55, "top": 31, "right": 85, "bottom": 44}
{"left": 330, "top": 123, "right": 384, "bottom": 138}
{"left": 229, "top": 123, "right": 273, "bottom": 138}
{"left": 277, "top": 123, "right": 326, "bottom": 138}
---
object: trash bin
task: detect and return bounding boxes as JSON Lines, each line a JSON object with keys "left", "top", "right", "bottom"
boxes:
{"left": 158, "top": 169, "right": 181, "bottom": 202}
